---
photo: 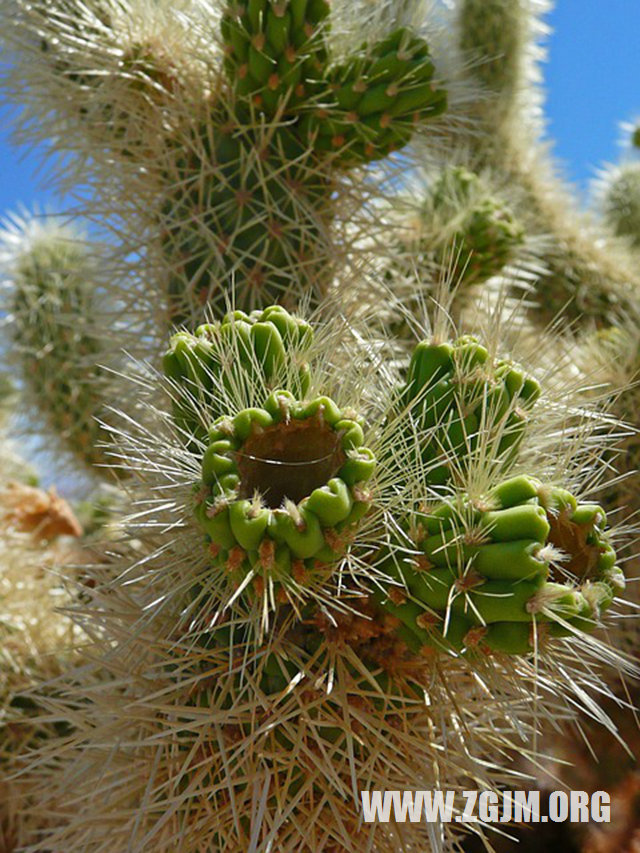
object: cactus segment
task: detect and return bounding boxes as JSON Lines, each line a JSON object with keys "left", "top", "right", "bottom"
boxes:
{"left": 427, "top": 166, "right": 525, "bottom": 286}
{"left": 165, "top": 11, "right": 448, "bottom": 321}
{"left": 221, "top": 0, "right": 330, "bottom": 115}
{"left": 375, "top": 476, "right": 623, "bottom": 655}
{"left": 4, "top": 220, "right": 120, "bottom": 473}
{"left": 458, "top": 0, "right": 524, "bottom": 118}
{"left": 601, "top": 162, "right": 640, "bottom": 249}
{"left": 163, "top": 305, "right": 313, "bottom": 444}
{"left": 399, "top": 335, "right": 540, "bottom": 484}
{"left": 194, "top": 391, "right": 376, "bottom": 600}
{"left": 302, "top": 27, "right": 448, "bottom": 166}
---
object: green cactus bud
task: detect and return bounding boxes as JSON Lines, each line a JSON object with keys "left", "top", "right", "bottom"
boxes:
{"left": 397, "top": 334, "right": 539, "bottom": 485}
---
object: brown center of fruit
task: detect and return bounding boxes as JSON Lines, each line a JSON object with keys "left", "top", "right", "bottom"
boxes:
{"left": 546, "top": 510, "right": 601, "bottom": 580}
{"left": 236, "top": 419, "right": 345, "bottom": 508}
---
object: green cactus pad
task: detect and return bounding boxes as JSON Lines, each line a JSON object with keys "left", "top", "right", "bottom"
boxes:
{"left": 375, "top": 475, "right": 624, "bottom": 656}
{"left": 164, "top": 305, "right": 313, "bottom": 444}
{"left": 194, "top": 390, "right": 375, "bottom": 601}
{"left": 399, "top": 335, "right": 540, "bottom": 485}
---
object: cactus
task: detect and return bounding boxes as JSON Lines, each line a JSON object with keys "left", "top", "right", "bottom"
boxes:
{"left": 377, "top": 165, "right": 527, "bottom": 333}
{"left": 3, "top": 1, "right": 448, "bottom": 325}
{"left": 458, "top": 0, "right": 527, "bottom": 128}
{"left": 375, "top": 475, "right": 623, "bottom": 656}
{"left": 598, "top": 161, "right": 640, "bottom": 249}
{"left": 164, "top": 305, "right": 313, "bottom": 444}
{"left": 1, "top": 3, "right": 640, "bottom": 852}
{"left": 0, "top": 213, "right": 124, "bottom": 474}
{"left": 162, "top": 12, "right": 447, "bottom": 322}
{"left": 425, "top": 166, "right": 525, "bottom": 286}
{"left": 397, "top": 334, "right": 540, "bottom": 485}
{"left": 0, "top": 486, "right": 83, "bottom": 852}
{"left": 194, "top": 389, "right": 375, "bottom": 613}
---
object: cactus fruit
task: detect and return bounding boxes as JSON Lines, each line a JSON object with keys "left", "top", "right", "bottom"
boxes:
{"left": 375, "top": 475, "right": 623, "bottom": 656}
{"left": 164, "top": 305, "right": 314, "bottom": 444}
{"left": 398, "top": 334, "right": 540, "bottom": 485}
{"left": 600, "top": 162, "right": 640, "bottom": 249}
{"left": 194, "top": 389, "right": 375, "bottom": 608}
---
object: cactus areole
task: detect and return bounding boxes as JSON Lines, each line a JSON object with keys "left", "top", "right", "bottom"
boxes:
{"left": 195, "top": 390, "right": 376, "bottom": 593}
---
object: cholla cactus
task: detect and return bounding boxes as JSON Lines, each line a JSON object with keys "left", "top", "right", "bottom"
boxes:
{"left": 2, "top": 0, "right": 452, "bottom": 327}
{"left": 597, "top": 161, "right": 640, "bottom": 250}
{"left": 452, "top": 0, "right": 640, "bottom": 329}
{"left": 7, "top": 304, "right": 636, "bottom": 852}
{"left": 373, "top": 164, "right": 532, "bottom": 331}
{"left": 0, "top": 211, "right": 127, "bottom": 475}
{"left": 0, "top": 1, "right": 639, "bottom": 852}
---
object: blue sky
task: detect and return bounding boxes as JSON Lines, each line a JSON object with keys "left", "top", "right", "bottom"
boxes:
{"left": 0, "top": 4, "right": 639, "bottom": 213}
{"left": 544, "top": 2, "right": 640, "bottom": 195}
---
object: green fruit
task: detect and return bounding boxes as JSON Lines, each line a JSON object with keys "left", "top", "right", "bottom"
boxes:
{"left": 375, "top": 478, "right": 624, "bottom": 655}
{"left": 193, "top": 389, "right": 375, "bottom": 602}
